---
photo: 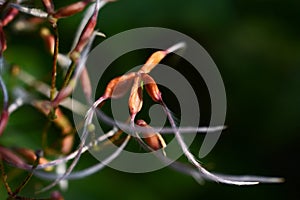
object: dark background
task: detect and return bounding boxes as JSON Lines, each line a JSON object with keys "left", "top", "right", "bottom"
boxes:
{"left": 1, "top": 0, "right": 300, "bottom": 199}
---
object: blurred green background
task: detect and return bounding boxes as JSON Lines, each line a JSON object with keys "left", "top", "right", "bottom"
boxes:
{"left": 1, "top": 0, "right": 300, "bottom": 199}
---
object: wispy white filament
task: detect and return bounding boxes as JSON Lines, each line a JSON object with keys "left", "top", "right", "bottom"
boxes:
{"left": 160, "top": 101, "right": 260, "bottom": 185}
{"left": 166, "top": 42, "right": 186, "bottom": 54}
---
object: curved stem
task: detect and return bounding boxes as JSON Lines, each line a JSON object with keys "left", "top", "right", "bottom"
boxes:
{"left": 62, "top": 60, "right": 76, "bottom": 88}
{"left": 35, "top": 127, "right": 118, "bottom": 170}
{"left": 50, "top": 24, "right": 59, "bottom": 101}
{"left": 94, "top": 106, "right": 225, "bottom": 136}
{"left": 12, "top": 151, "right": 41, "bottom": 196}
{"left": 34, "top": 135, "right": 130, "bottom": 180}
{"left": 3, "top": 127, "right": 118, "bottom": 172}
{"left": 160, "top": 100, "right": 260, "bottom": 185}
{"left": 36, "top": 106, "right": 95, "bottom": 193}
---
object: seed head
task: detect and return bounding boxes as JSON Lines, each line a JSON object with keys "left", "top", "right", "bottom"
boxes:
{"left": 142, "top": 73, "right": 162, "bottom": 103}
{"left": 102, "top": 72, "right": 136, "bottom": 99}
{"left": 139, "top": 51, "right": 167, "bottom": 73}
{"left": 136, "top": 119, "right": 166, "bottom": 153}
{"left": 128, "top": 76, "right": 143, "bottom": 120}
{"left": 53, "top": 0, "right": 92, "bottom": 19}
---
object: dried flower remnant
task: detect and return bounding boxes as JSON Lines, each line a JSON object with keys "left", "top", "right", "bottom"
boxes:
{"left": 70, "top": 0, "right": 107, "bottom": 57}
{"left": 136, "top": 119, "right": 166, "bottom": 155}
{"left": 139, "top": 42, "right": 186, "bottom": 73}
{"left": 53, "top": 0, "right": 93, "bottom": 19}
{"left": 40, "top": 27, "right": 55, "bottom": 54}
{"left": 0, "top": 146, "right": 28, "bottom": 169}
{"left": 139, "top": 50, "right": 167, "bottom": 73}
{"left": 91, "top": 72, "right": 137, "bottom": 111}
{"left": 142, "top": 73, "right": 162, "bottom": 103}
{"left": 128, "top": 75, "right": 143, "bottom": 123}
{"left": 105, "top": 73, "right": 137, "bottom": 99}
{"left": 90, "top": 43, "right": 284, "bottom": 186}
{"left": 14, "top": 148, "right": 51, "bottom": 170}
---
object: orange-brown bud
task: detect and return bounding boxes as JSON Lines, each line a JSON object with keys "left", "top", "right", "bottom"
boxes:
{"left": 14, "top": 148, "right": 49, "bottom": 166}
{"left": 40, "top": 28, "right": 55, "bottom": 54}
{"left": 141, "top": 73, "right": 162, "bottom": 102}
{"left": 128, "top": 76, "right": 143, "bottom": 119}
{"left": 80, "top": 67, "right": 92, "bottom": 100}
{"left": 136, "top": 120, "right": 166, "bottom": 152}
{"left": 54, "top": 107, "right": 73, "bottom": 135}
{"left": 102, "top": 72, "right": 136, "bottom": 99}
{"left": 0, "top": 146, "right": 26, "bottom": 168}
{"left": 144, "top": 134, "right": 164, "bottom": 151}
{"left": 1, "top": 8, "right": 19, "bottom": 27}
{"left": 33, "top": 101, "right": 74, "bottom": 154}
{"left": 71, "top": 1, "right": 98, "bottom": 54}
{"left": 138, "top": 42, "right": 186, "bottom": 73}
{"left": 51, "top": 81, "right": 74, "bottom": 108}
{"left": 139, "top": 51, "right": 167, "bottom": 73}
{"left": 51, "top": 191, "right": 64, "bottom": 200}
{"left": 42, "top": 0, "right": 55, "bottom": 14}
{"left": 53, "top": 0, "right": 92, "bottom": 19}
{"left": 60, "top": 134, "right": 74, "bottom": 155}
{"left": 0, "top": 26, "right": 7, "bottom": 55}
{"left": 0, "top": 110, "right": 8, "bottom": 136}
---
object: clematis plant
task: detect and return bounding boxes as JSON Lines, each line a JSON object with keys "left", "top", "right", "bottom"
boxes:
{"left": 0, "top": 0, "right": 283, "bottom": 199}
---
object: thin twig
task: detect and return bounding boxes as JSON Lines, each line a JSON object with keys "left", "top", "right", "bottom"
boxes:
{"left": 16, "top": 69, "right": 88, "bottom": 116}
{"left": 4, "top": 127, "right": 118, "bottom": 172}
{"left": 34, "top": 135, "right": 130, "bottom": 180}
{"left": 10, "top": 3, "right": 48, "bottom": 18}
{"left": 94, "top": 106, "right": 225, "bottom": 135}
{"left": 12, "top": 151, "right": 42, "bottom": 196}
{"left": 0, "top": 154, "right": 13, "bottom": 195}
{"left": 35, "top": 127, "right": 118, "bottom": 170}
{"left": 50, "top": 24, "right": 59, "bottom": 101}
{"left": 36, "top": 106, "right": 95, "bottom": 193}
